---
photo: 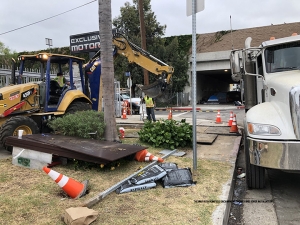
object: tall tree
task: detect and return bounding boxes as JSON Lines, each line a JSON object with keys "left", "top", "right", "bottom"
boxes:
{"left": 112, "top": 0, "right": 166, "bottom": 87}
{"left": 98, "top": 0, "right": 118, "bottom": 141}
{"left": 112, "top": 0, "right": 189, "bottom": 98}
{"left": 0, "top": 42, "right": 17, "bottom": 67}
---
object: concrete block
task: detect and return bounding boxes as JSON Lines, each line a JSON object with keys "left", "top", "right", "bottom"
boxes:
{"left": 12, "top": 147, "right": 52, "bottom": 170}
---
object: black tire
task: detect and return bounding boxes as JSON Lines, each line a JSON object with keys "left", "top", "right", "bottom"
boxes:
{"left": 65, "top": 101, "right": 91, "bottom": 114}
{"left": 244, "top": 133, "right": 265, "bottom": 189}
{"left": 0, "top": 116, "right": 40, "bottom": 152}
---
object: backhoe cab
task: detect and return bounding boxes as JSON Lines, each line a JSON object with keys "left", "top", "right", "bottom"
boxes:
{"left": 0, "top": 53, "right": 92, "bottom": 151}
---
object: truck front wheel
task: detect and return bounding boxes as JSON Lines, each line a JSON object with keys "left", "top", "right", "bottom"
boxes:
{"left": 244, "top": 135, "right": 266, "bottom": 189}
{"left": 0, "top": 116, "right": 40, "bottom": 152}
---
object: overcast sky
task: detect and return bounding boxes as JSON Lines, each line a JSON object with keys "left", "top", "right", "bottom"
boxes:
{"left": 0, "top": 0, "right": 299, "bottom": 52}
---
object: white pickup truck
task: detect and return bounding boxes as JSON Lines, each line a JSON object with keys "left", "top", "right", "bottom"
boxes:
{"left": 116, "top": 93, "right": 141, "bottom": 115}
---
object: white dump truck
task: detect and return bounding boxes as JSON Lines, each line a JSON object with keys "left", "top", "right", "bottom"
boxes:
{"left": 231, "top": 33, "right": 300, "bottom": 188}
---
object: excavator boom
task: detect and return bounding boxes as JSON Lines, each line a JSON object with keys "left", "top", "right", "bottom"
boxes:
{"left": 86, "top": 33, "right": 174, "bottom": 98}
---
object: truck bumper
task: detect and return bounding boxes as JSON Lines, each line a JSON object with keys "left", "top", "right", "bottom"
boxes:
{"left": 248, "top": 137, "right": 300, "bottom": 170}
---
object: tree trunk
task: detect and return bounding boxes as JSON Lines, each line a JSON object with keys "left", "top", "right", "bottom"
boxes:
{"left": 98, "top": 0, "right": 119, "bottom": 141}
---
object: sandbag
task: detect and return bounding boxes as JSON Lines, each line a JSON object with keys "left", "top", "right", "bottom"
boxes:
{"left": 162, "top": 168, "right": 196, "bottom": 188}
{"left": 159, "top": 162, "right": 178, "bottom": 172}
{"left": 130, "top": 165, "right": 167, "bottom": 185}
{"left": 116, "top": 180, "right": 156, "bottom": 194}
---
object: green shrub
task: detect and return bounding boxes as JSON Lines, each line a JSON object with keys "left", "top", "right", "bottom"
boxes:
{"left": 48, "top": 110, "right": 105, "bottom": 139}
{"left": 138, "top": 119, "right": 192, "bottom": 149}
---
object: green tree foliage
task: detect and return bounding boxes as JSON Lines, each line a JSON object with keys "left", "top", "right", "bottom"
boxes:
{"left": 138, "top": 119, "right": 193, "bottom": 149}
{"left": 0, "top": 41, "right": 18, "bottom": 67}
{"left": 112, "top": 0, "right": 189, "bottom": 93}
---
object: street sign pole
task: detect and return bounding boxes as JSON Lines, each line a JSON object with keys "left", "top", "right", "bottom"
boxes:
{"left": 126, "top": 72, "right": 133, "bottom": 116}
{"left": 187, "top": 0, "right": 205, "bottom": 176}
{"left": 129, "top": 76, "right": 132, "bottom": 115}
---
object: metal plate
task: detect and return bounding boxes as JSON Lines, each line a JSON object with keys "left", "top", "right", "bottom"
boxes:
{"left": 205, "top": 127, "right": 241, "bottom": 136}
{"left": 6, "top": 134, "right": 148, "bottom": 164}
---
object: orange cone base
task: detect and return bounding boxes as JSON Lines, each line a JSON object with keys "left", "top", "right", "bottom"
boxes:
{"left": 230, "top": 126, "right": 239, "bottom": 133}
{"left": 75, "top": 180, "right": 88, "bottom": 199}
{"left": 62, "top": 179, "right": 89, "bottom": 199}
{"left": 215, "top": 118, "right": 222, "bottom": 124}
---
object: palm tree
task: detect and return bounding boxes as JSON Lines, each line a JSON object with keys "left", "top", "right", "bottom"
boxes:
{"left": 98, "top": 0, "right": 118, "bottom": 141}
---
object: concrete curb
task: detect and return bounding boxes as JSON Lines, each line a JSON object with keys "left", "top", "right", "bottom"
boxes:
{"left": 212, "top": 135, "right": 242, "bottom": 225}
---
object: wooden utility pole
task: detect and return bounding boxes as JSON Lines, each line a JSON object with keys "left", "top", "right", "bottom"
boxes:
{"left": 138, "top": 0, "right": 149, "bottom": 85}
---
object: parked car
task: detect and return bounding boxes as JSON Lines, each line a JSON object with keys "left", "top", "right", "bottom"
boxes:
{"left": 206, "top": 91, "right": 241, "bottom": 104}
{"left": 116, "top": 93, "right": 141, "bottom": 114}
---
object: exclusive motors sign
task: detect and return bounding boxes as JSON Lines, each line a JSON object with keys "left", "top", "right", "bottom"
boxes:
{"left": 70, "top": 29, "right": 117, "bottom": 54}
{"left": 70, "top": 31, "right": 100, "bottom": 54}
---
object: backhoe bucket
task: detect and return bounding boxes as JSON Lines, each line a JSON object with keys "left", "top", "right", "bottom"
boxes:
{"left": 139, "top": 80, "right": 165, "bottom": 98}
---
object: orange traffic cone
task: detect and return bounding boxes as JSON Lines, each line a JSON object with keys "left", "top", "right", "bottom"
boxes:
{"left": 122, "top": 107, "right": 127, "bottom": 119}
{"left": 227, "top": 111, "right": 233, "bottom": 127}
{"left": 168, "top": 108, "right": 173, "bottom": 120}
{"left": 43, "top": 167, "right": 88, "bottom": 199}
{"left": 215, "top": 110, "right": 222, "bottom": 124}
{"left": 135, "top": 149, "right": 164, "bottom": 163}
{"left": 230, "top": 114, "right": 239, "bottom": 133}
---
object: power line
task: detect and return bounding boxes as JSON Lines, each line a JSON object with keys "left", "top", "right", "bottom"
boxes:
{"left": 0, "top": 0, "right": 96, "bottom": 36}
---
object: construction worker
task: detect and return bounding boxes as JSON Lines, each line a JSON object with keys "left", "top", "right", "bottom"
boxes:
{"left": 54, "top": 72, "right": 69, "bottom": 87}
{"left": 143, "top": 95, "right": 156, "bottom": 122}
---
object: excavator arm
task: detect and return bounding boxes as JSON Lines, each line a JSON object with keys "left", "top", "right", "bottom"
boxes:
{"left": 112, "top": 34, "right": 174, "bottom": 83}
{"left": 112, "top": 33, "right": 174, "bottom": 98}
{"left": 112, "top": 33, "right": 174, "bottom": 97}
{"left": 85, "top": 33, "right": 174, "bottom": 98}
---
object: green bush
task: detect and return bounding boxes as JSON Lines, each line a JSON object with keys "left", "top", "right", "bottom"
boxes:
{"left": 48, "top": 110, "right": 105, "bottom": 139}
{"left": 138, "top": 119, "right": 192, "bottom": 149}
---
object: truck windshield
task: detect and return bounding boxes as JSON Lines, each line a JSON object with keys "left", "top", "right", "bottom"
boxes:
{"left": 120, "top": 93, "right": 130, "bottom": 99}
{"left": 265, "top": 41, "right": 300, "bottom": 73}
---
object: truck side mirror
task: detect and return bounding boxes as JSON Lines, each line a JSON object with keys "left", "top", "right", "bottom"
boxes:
{"left": 230, "top": 51, "right": 243, "bottom": 82}
{"left": 230, "top": 51, "right": 241, "bottom": 74}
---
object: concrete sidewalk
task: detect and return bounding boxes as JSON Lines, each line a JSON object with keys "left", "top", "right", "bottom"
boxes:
{"left": 116, "top": 113, "right": 242, "bottom": 225}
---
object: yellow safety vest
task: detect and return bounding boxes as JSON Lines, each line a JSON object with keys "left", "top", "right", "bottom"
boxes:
{"left": 144, "top": 97, "right": 154, "bottom": 107}
{"left": 54, "top": 76, "right": 64, "bottom": 87}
